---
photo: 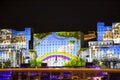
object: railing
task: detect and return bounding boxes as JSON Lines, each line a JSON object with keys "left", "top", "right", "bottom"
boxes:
{"left": 0, "top": 68, "right": 120, "bottom": 80}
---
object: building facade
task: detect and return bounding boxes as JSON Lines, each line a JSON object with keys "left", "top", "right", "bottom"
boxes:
{"left": 0, "top": 28, "right": 31, "bottom": 67}
{"left": 34, "top": 31, "right": 82, "bottom": 66}
{"left": 89, "top": 22, "right": 120, "bottom": 68}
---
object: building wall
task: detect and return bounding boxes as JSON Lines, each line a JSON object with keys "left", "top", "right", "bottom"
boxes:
{"left": 0, "top": 28, "right": 31, "bottom": 67}
{"left": 96, "top": 22, "right": 120, "bottom": 59}
{"left": 34, "top": 31, "right": 81, "bottom": 66}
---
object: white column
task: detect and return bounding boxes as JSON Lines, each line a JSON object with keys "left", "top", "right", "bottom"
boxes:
{"left": 89, "top": 47, "right": 92, "bottom": 62}
{"left": 2, "top": 52, "right": 3, "bottom": 63}
{"left": 19, "top": 49, "right": 21, "bottom": 66}
{"left": 5, "top": 52, "right": 7, "bottom": 61}
{"left": 13, "top": 51, "right": 16, "bottom": 67}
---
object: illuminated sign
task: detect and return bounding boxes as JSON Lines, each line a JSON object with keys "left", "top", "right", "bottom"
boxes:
{"left": 89, "top": 40, "right": 113, "bottom": 47}
{"left": 0, "top": 43, "right": 26, "bottom": 50}
{"left": 84, "top": 31, "right": 96, "bottom": 40}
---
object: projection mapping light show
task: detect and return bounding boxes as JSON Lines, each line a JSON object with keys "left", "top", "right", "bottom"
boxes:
{"left": 0, "top": 28, "right": 31, "bottom": 67}
{"left": 89, "top": 22, "right": 120, "bottom": 66}
{"left": 34, "top": 31, "right": 83, "bottom": 66}
{"left": 97, "top": 22, "right": 120, "bottom": 44}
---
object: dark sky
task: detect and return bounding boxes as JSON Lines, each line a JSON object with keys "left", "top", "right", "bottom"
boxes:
{"left": 0, "top": 0, "right": 120, "bottom": 33}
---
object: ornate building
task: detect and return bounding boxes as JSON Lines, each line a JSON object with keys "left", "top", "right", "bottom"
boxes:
{"left": 89, "top": 22, "right": 120, "bottom": 68}
{"left": 0, "top": 28, "right": 31, "bottom": 67}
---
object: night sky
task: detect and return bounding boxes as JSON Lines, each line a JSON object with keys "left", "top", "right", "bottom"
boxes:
{"left": 0, "top": 0, "right": 120, "bottom": 33}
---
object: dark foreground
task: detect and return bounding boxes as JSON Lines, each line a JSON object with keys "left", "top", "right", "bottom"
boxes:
{"left": 0, "top": 68, "right": 120, "bottom": 80}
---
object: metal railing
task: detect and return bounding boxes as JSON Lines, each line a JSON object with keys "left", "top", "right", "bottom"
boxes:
{"left": 0, "top": 68, "right": 120, "bottom": 80}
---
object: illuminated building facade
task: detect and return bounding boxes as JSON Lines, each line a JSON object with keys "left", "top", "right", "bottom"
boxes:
{"left": 0, "top": 28, "right": 31, "bottom": 67}
{"left": 34, "top": 31, "right": 84, "bottom": 66}
{"left": 89, "top": 22, "right": 120, "bottom": 66}
{"left": 0, "top": 28, "right": 87, "bottom": 67}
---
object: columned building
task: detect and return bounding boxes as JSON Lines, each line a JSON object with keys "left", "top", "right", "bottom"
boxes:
{"left": 89, "top": 22, "right": 120, "bottom": 65}
{"left": 0, "top": 28, "right": 32, "bottom": 67}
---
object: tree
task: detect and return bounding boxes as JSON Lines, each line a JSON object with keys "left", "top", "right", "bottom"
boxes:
{"left": 29, "top": 49, "right": 38, "bottom": 59}
{"left": 34, "top": 42, "right": 40, "bottom": 47}
{"left": 63, "top": 56, "right": 86, "bottom": 67}
{"left": 76, "top": 48, "right": 87, "bottom": 57}
{"left": 30, "top": 58, "right": 42, "bottom": 67}
{"left": 56, "top": 31, "right": 80, "bottom": 39}
{"left": 69, "top": 40, "right": 76, "bottom": 44}
{"left": 30, "top": 58, "right": 36, "bottom": 67}
{"left": 34, "top": 32, "right": 52, "bottom": 40}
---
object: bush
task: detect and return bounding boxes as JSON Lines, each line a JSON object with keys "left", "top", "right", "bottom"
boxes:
{"left": 30, "top": 59, "right": 36, "bottom": 67}
{"left": 63, "top": 56, "right": 86, "bottom": 67}
{"left": 30, "top": 59, "right": 42, "bottom": 67}
{"left": 36, "top": 59, "right": 42, "bottom": 67}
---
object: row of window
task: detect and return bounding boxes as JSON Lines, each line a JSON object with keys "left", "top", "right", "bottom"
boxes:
{"left": 89, "top": 41, "right": 113, "bottom": 47}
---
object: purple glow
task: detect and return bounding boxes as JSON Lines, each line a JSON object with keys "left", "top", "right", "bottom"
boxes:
{"left": 42, "top": 55, "right": 70, "bottom": 61}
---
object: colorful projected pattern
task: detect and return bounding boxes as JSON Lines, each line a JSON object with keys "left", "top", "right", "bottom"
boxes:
{"left": 91, "top": 46, "right": 120, "bottom": 60}
{"left": 0, "top": 28, "right": 31, "bottom": 67}
{"left": 97, "top": 22, "right": 120, "bottom": 44}
{"left": 96, "top": 22, "right": 120, "bottom": 60}
{"left": 34, "top": 31, "right": 81, "bottom": 66}
{"left": 37, "top": 52, "right": 74, "bottom": 61}
{"left": 0, "top": 28, "right": 31, "bottom": 49}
